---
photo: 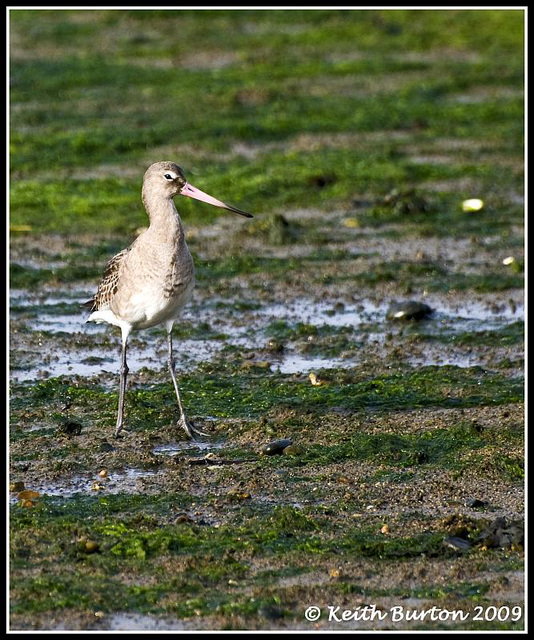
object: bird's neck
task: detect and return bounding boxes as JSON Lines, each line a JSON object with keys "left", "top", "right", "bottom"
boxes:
{"left": 142, "top": 190, "right": 186, "bottom": 243}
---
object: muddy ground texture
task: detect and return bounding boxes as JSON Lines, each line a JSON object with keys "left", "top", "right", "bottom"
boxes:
{"left": 10, "top": 206, "right": 524, "bottom": 631}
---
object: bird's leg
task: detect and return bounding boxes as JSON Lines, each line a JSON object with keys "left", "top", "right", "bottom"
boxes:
{"left": 167, "top": 330, "right": 207, "bottom": 440}
{"left": 114, "top": 339, "right": 129, "bottom": 437}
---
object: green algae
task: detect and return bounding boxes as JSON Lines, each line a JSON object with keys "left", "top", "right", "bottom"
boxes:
{"left": 10, "top": 491, "right": 522, "bottom": 625}
{"left": 10, "top": 366, "right": 524, "bottom": 433}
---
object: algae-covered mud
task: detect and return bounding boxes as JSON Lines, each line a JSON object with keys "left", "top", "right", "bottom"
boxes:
{"left": 9, "top": 9, "right": 524, "bottom": 631}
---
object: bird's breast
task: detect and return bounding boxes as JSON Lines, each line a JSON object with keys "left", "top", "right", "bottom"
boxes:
{"left": 110, "top": 242, "right": 195, "bottom": 329}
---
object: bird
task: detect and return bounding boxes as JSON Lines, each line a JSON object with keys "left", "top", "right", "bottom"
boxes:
{"left": 83, "top": 161, "right": 253, "bottom": 439}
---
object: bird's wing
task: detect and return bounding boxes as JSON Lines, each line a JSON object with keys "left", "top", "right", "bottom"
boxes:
{"left": 82, "top": 248, "right": 130, "bottom": 312}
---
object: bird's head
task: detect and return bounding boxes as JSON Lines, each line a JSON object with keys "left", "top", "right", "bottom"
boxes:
{"left": 143, "top": 161, "right": 253, "bottom": 218}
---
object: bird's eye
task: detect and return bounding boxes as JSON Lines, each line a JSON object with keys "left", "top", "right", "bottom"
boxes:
{"left": 164, "top": 174, "right": 174, "bottom": 180}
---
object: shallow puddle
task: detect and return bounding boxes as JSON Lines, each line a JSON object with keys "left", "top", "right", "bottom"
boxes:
{"left": 153, "top": 440, "right": 227, "bottom": 456}
{"left": 10, "top": 468, "right": 164, "bottom": 503}
{"left": 273, "top": 353, "right": 354, "bottom": 375}
{"left": 10, "top": 288, "right": 524, "bottom": 382}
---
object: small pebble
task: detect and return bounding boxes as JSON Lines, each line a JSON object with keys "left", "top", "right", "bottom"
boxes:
{"left": 465, "top": 498, "right": 488, "bottom": 508}
{"left": 59, "top": 421, "right": 83, "bottom": 436}
{"left": 444, "top": 536, "right": 472, "bottom": 550}
{"left": 17, "top": 489, "right": 40, "bottom": 501}
{"left": 462, "top": 198, "right": 484, "bottom": 212}
{"left": 309, "top": 372, "right": 322, "bottom": 386}
{"left": 267, "top": 340, "right": 285, "bottom": 353}
{"left": 258, "top": 605, "right": 285, "bottom": 621}
{"left": 175, "top": 513, "right": 195, "bottom": 524}
{"left": 226, "top": 489, "right": 251, "bottom": 500}
{"left": 98, "top": 469, "right": 108, "bottom": 478}
{"left": 283, "top": 444, "right": 304, "bottom": 456}
{"left": 263, "top": 438, "right": 293, "bottom": 455}
{"left": 386, "top": 301, "right": 433, "bottom": 322}
{"left": 241, "top": 359, "right": 271, "bottom": 370}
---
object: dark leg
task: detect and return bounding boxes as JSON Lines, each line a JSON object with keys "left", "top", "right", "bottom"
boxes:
{"left": 114, "top": 340, "right": 129, "bottom": 437}
{"left": 167, "top": 330, "right": 207, "bottom": 439}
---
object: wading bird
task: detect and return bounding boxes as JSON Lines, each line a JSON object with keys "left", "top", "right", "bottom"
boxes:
{"left": 84, "top": 162, "right": 253, "bottom": 438}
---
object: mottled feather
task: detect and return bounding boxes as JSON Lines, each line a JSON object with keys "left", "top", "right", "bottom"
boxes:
{"left": 83, "top": 248, "right": 129, "bottom": 312}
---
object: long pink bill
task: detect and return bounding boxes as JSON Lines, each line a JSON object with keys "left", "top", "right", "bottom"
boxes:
{"left": 180, "top": 182, "right": 253, "bottom": 218}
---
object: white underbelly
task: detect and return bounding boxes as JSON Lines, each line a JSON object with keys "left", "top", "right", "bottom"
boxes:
{"left": 88, "top": 278, "right": 195, "bottom": 333}
{"left": 125, "top": 280, "right": 195, "bottom": 329}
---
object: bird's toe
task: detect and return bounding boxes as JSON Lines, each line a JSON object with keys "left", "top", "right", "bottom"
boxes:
{"left": 179, "top": 417, "right": 209, "bottom": 440}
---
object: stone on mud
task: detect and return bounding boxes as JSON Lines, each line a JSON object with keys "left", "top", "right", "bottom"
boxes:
{"left": 386, "top": 300, "right": 433, "bottom": 322}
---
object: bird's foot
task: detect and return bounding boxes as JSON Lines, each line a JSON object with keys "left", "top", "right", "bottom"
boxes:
{"left": 114, "top": 425, "right": 130, "bottom": 439}
{"left": 178, "top": 416, "right": 209, "bottom": 440}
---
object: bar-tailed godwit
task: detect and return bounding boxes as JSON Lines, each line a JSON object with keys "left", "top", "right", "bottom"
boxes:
{"left": 84, "top": 161, "right": 253, "bottom": 438}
